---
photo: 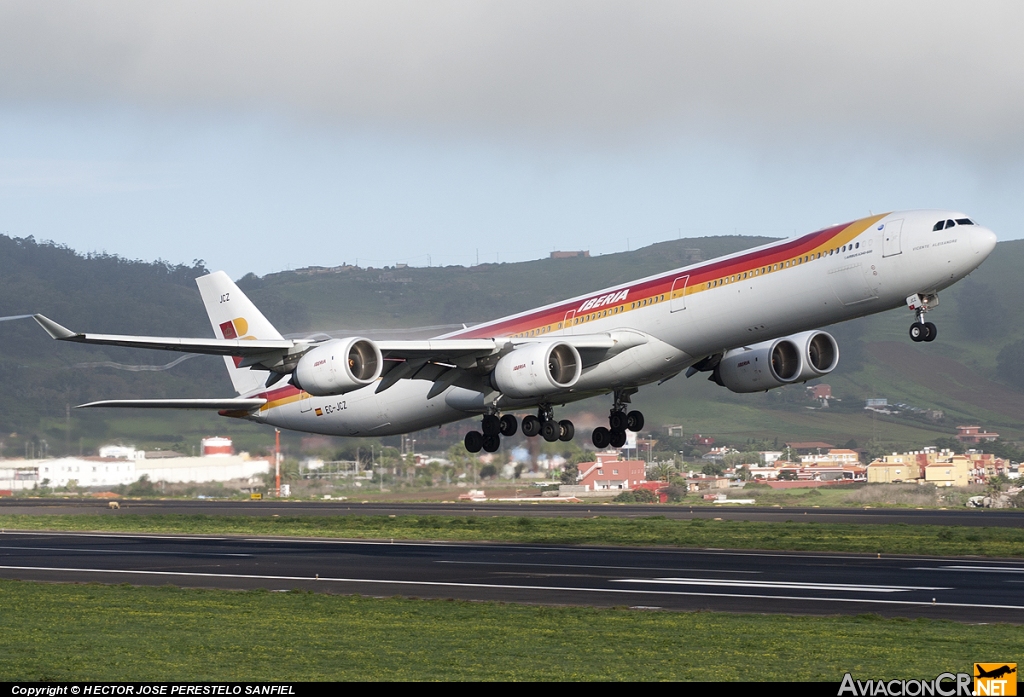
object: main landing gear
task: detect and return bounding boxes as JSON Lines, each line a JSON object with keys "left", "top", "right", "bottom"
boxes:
{"left": 463, "top": 407, "right": 575, "bottom": 452}
{"left": 464, "top": 413, "right": 518, "bottom": 453}
{"left": 907, "top": 293, "right": 938, "bottom": 343}
{"left": 592, "top": 389, "right": 644, "bottom": 449}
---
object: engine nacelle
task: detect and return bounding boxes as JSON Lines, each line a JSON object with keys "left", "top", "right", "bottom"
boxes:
{"left": 491, "top": 341, "right": 582, "bottom": 399}
{"left": 292, "top": 338, "right": 383, "bottom": 396}
{"left": 713, "top": 330, "right": 839, "bottom": 393}
{"left": 789, "top": 330, "right": 840, "bottom": 382}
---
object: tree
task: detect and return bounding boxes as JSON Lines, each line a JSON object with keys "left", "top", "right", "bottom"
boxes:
{"left": 632, "top": 488, "right": 658, "bottom": 503}
{"left": 560, "top": 462, "right": 579, "bottom": 485}
{"left": 663, "top": 483, "right": 687, "bottom": 502}
{"left": 701, "top": 461, "right": 725, "bottom": 476}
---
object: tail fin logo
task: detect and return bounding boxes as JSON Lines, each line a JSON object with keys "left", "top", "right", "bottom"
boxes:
{"left": 219, "top": 317, "right": 250, "bottom": 340}
{"left": 219, "top": 318, "right": 255, "bottom": 367}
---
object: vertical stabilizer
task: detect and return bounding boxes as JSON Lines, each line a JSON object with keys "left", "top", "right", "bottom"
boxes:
{"left": 196, "top": 271, "right": 283, "bottom": 395}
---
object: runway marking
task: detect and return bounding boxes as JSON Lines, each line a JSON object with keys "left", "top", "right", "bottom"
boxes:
{"left": 612, "top": 577, "right": 949, "bottom": 593}
{"left": 911, "top": 565, "right": 1024, "bottom": 573}
{"left": 2, "top": 530, "right": 1017, "bottom": 566}
{"left": 0, "top": 544, "right": 251, "bottom": 558}
{"left": 0, "top": 564, "right": 1014, "bottom": 611}
{"left": 436, "top": 560, "right": 761, "bottom": 573}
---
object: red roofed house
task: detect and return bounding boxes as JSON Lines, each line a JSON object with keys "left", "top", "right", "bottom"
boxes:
{"left": 577, "top": 451, "right": 646, "bottom": 491}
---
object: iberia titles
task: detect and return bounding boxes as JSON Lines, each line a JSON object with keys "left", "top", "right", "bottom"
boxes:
{"left": 578, "top": 289, "right": 629, "bottom": 313}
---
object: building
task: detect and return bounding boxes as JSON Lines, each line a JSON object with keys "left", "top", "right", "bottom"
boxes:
{"left": 576, "top": 451, "right": 646, "bottom": 491}
{"left": 925, "top": 458, "right": 972, "bottom": 487}
{"left": 0, "top": 451, "right": 271, "bottom": 490}
{"left": 785, "top": 441, "right": 836, "bottom": 454}
{"left": 865, "top": 448, "right": 1004, "bottom": 485}
{"left": 800, "top": 449, "right": 860, "bottom": 466}
{"left": 549, "top": 250, "right": 590, "bottom": 259}
{"left": 955, "top": 425, "right": 1000, "bottom": 444}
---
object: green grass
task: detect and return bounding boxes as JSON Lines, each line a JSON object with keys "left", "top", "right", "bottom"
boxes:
{"left": 4, "top": 513, "right": 1024, "bottom": 557}
{"left": 0, "top": 579, "right": 1017, "bottom": 681}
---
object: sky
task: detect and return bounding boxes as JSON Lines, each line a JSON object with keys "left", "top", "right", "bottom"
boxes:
{"left": 1, "top": 1, "right": 1022, "bottom": 278}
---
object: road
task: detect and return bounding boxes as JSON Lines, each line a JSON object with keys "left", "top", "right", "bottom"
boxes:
{"left": 2, "top": 530, "right": 1022, "bottom": 622}
{"left": 2, "top": 498, "right": 1022, "bottom": 527}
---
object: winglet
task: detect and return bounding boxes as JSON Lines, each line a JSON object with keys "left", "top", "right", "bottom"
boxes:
{"left": 33, "top": 314, "right": 79, "bottom": 340}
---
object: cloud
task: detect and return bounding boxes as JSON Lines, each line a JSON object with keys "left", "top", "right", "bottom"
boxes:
{"left": 0, "top": 1, "right": 1021, "bottom": 156}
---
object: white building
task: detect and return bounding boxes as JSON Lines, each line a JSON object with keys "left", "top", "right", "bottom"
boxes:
{"left": 0, "top": 454, "right": 270, "bottom": 490}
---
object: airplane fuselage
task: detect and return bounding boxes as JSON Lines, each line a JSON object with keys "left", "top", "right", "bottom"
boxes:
{"left": 242, "top": 210, "right": 996, "bottom": 437}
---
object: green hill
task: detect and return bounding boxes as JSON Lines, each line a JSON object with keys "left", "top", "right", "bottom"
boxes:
{"left": 0, "top": 233, "right": 1019, "bottom": 457}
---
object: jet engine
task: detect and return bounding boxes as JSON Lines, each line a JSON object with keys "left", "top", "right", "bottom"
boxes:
{"left": 292, "top": 338, "right": 383, "bottom": 396}
{"left": 711, "top": 330, "right": 838, "bottom": 393}
{"left": 491, "top": 341, "right": 582, "bottom": 398}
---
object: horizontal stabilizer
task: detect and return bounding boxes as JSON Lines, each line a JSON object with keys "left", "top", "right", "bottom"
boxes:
{"left": 76, "top": 398, "right": 266, "bottom": 410}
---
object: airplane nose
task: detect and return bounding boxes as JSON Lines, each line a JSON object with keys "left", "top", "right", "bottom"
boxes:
{"left": 972, "top": 227, "right": 998, "bottom": 257}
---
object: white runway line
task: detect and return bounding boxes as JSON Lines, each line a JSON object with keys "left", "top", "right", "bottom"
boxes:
{"left": 436, "top": 560, "right": 761, "bottom": 573}
{"left": 0, "top": 544, "right": 251, "bottom": 557}
{"left": 910, "top": 565, "right": 1024, "bottom": 574}
{"left": 612, "top": 577, "right": 948, "bottom": 593}
{"left": 0, "top": 564, "right": 1019, "bottom": 611}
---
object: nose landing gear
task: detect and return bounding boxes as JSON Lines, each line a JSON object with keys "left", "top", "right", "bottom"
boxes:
{"left": 907, "top": 293, "right": 939, "bottom": 343}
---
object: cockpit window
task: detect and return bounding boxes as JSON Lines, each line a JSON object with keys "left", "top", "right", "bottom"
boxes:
{"left": 955, "top": 218, "right": 974, "bottom": 225}
{"left": 944, "top": 219, "right": 955, "bottom": 229}
{"left": 933, "top": 220, "right": 944, "bottom": 231}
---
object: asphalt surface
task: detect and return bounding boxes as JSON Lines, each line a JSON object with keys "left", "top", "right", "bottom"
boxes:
{"left": 2, "top": 498, "right": 1024, "bottom": 527}
{"left": 2, "top": 529, "right": 1023, "bottom": 622}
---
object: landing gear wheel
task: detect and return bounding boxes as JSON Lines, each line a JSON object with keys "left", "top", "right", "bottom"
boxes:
{"left": 609, "top": 411, "right": 627, "bottom": 431}
{"left": 609, "top": 429, "right": 627, "bottom": 448}
{"left": 592, "top": 427, "right": 611, "bottom": 449}
{"left": 499, "top": 414, "right": 518, "bottom": 436}
{"left": 558, "top": 420, "right": 575, "bottom": 442}
{"left": 541, "top": 420, "right": 561, "bottom": 442}
{"left": 923, "top": 321, "right": 937, "bottom": 342}
{"left": 481, "top": 414, "right": 501, "bottom": 436}
{"left": 482, "top": 434, "right": 501, "bottom": 453}
{"left": 465, "top": 431, "right": 483, "bottom": 453}
{"left": 626, "top": 410, "right": 644, "bottom": 432}
{"left": 521, "top": 415, "right": 541, "bottom": 437}
{"left": 909, "top": 323, "right": 925, "bottom": 342}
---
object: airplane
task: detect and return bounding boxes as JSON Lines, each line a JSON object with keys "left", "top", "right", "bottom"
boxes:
{"left": 32, "top": 210, "right": 996, "bottom": 453}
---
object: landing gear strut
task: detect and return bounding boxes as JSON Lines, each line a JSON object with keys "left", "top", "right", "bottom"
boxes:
{"left": 592, "top": 388, "right": 644, "bottom": 449}
{"left": 907, "top": 293, "right": 938, "bottom": 343}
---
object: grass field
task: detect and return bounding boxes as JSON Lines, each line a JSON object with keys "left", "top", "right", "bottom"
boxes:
{"left": 0, "top": 579, "right": 1018, "bottom": 681}
{"left": 4, "top": 513, "right": 1024, "bottom": 557}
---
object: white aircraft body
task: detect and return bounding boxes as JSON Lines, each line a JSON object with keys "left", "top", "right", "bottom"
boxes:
{"left": 34, "top": 210, "right": 996, "bottom": 451}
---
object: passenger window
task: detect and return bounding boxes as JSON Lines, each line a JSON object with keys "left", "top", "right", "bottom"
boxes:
{"left": 945, "top": 219, "right": 955, "bottom": 229}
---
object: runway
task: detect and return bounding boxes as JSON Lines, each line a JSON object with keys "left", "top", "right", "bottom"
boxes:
{"left": 2, "top": 530, "right": 1022, "bottom": 623}
{"left": 2, "top": 498, "right": 1023, "bottom": 527}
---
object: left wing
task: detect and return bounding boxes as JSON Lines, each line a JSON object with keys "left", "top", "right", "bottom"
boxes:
{"left": 33, "top": 314, "right": 304, "bottom": 356}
